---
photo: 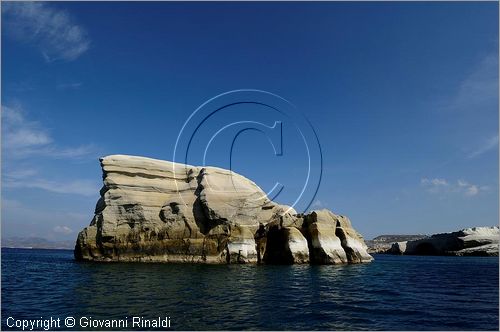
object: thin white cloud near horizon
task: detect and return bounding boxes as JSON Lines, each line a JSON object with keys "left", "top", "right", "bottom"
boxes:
{"left": 53, "top": 225, "right": 73, "bottom": 235}
{"left": 421, "top": 177, "right": 488, "bottom": 197}
{"left": 2, "top": 2, "right": 90, "bottom": 62}
{"left": 435, "top": 54, "right": 498, "bottom": 161}
{"left": 2, "top": 104, "right": 101, "bottom": 197}
{"left": 450, "top": 54, "right": 498, "bottom": 111}
{"left": 1, "top": 198, "right": 89, "bottom": 240}
{"left": 1, "top": 106, "right": 52, "bottom": 148}
{"left": 468, "top": 135, "right": 499, "bottom": 158}
{"left": 3, "top": 177, "right": 99, "bottom": 197}
{"left": 1, "top": 105, "right": 95, "bottom": 160}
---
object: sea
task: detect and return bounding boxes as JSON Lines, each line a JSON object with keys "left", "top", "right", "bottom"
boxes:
{"left": 1, "top": 248, "right": 498, "bottom": 331}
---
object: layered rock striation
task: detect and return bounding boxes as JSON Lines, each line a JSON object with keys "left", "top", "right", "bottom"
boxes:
{"left": 387, "top": 227, "right": 499, "bottom": 256}
{"left": 75, "top": 155, "right": 373, "bottom": 264}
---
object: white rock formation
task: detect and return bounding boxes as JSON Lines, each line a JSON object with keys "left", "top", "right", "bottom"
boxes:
{"left": 286, "top": 227, "right": 310, "bottom": 263}
{"left": 302, "top": 210, "right": 373, "bottom": 263}
{"left": 389, "top": 241, "right": 407, "bottom": 255}
{"left": 75, "top": 155, "right": 373, "bottom": 264}
{"left": 390, "top": 226, "right": 499, "bottom": 256}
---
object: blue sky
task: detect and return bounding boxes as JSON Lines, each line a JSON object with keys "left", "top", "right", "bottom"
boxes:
{"left": 1, "top": 1, "right": 498, "bottom": 241}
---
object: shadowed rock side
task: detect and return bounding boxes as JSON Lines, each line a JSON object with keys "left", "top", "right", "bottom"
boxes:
{"left": 302, "top": 210, "right": 373, "bottom": 264}
{"left": 75, "top": 155, "right": 373, "bottom": 264}
{"left": 387, "top": 227, "right": 499, "bottom": 256}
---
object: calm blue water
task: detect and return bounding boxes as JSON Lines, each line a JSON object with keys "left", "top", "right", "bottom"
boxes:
{"left": 1, "top": 248, "right": 498, "bottom": 331}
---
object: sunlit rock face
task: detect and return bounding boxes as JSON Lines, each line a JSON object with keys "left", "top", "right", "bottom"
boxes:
{"left": 391, "top": 227, "right": 499, "bottom": 257}
{"left": 74, "top": 155, "right": 373, "bottom": 264}
{"left": 302, "top": 210, "right": 373, "bottom": 264}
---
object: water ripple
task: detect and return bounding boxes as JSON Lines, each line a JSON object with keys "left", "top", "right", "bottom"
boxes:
{"left": 1, "top": 250, "right": 498, "bottom": 330}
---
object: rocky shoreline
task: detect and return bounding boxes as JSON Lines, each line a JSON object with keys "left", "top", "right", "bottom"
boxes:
{"left": 386, "top": 227, "right": 499, "bottom": 257}
{"left": 366, "top": 234, "right": 428, "bottom": 254}
{"left": 74, "top": 155, "right": 373, "bottom": 264}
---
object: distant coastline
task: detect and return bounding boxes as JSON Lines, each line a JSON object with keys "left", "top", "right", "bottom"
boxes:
{"left": 2, "top": 247, "right": 73, "bottom": 251}
{"left": 1, "top": 237, "right": 74, "bottom": 250}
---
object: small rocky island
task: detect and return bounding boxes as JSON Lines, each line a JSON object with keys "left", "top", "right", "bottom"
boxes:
{"left": 75, "top": 155, "right": 373, "bottom": 264}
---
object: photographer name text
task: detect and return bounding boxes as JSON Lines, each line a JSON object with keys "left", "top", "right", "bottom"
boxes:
{"left": 5, "top": 316, "right": 171, "bottom": 330}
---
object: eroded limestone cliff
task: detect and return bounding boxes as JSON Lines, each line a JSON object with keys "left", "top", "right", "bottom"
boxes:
{"left": 74, "top": 155, "right": 373, "bottom": 264}
{"left": 387, "top": 227, "right": 499, "bottom": 256}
